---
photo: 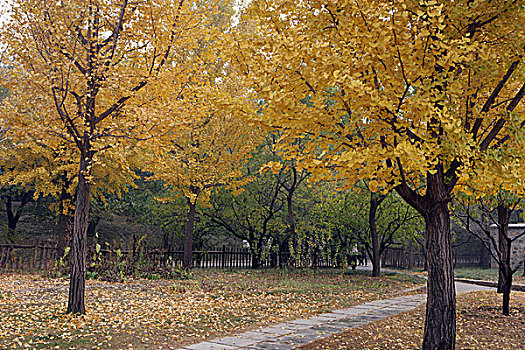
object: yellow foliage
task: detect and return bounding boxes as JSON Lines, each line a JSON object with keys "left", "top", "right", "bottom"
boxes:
{"left": 228, "top": 0, "right": 525, "bottom": 198}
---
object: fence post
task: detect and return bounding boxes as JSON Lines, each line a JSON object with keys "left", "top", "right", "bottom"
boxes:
{"left": 221, "top": 245, "right": 226, "bottom": 268}
{"left": 408, "top": 240, "right": 414, "bottom": 270}
{"left": 33, "top": 239, "right": 39, "bottom": 269}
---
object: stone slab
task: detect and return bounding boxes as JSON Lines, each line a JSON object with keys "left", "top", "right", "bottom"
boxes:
{"left": 250, "top": 342, "right": 296, "bottom": 350}
{"left": 257, "top": 325, "right": 293, "bottom": 336}
{"left": 211, "top": 336, "right": 259, "bottom": 347}
{"left": 288, "top": 318, "right": 324, "bottom": 326}
{"left": 183, "top": 342, "right": 238, "bottom": 350}
{"left": 236, "top": 331, "right": 274, "bottom": 341}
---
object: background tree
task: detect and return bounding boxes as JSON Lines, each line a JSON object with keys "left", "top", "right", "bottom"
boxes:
{"left": 207, "top": 165, "right": 284, "bottom": 269}
{"left": 229, "top": 1, "right": 525, "bottom": 348}
{"left": 261, "top": 134, "right": 310, "bottom": 268}
{"left": 1, "top": 0, "right": 217, "bottom": 314}
{"left": 455, "top": 193, "right": 525, "bottom": 316}
{"left": 345, "top": 183, "right": 422, "bottom": 277}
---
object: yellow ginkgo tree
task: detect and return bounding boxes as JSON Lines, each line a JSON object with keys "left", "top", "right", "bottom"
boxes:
{"left": 229, "top": 0, "right": 525, "bottom": 348}
{"left": 0, "top": 0, "right": 221, "bottom": 314}
{"left": 143, "top": 74, "right": 259, "bottom": 269}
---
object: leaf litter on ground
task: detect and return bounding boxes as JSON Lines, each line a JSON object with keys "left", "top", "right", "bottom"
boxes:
{"left": 0, "top": 269, "right": 423, "bottom": 349}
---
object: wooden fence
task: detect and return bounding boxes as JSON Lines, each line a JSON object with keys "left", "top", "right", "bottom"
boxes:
{"left": 0, "top": 243, "right": 337, "bottom": 271}
{"left": 1, "top": 242, "right": 485, "bottom": 272}
{"left": 0, "top": 242, "right": 57, "bottom": 270}
{"left": 381, "top": 246, "right": 484, "bottom": 269}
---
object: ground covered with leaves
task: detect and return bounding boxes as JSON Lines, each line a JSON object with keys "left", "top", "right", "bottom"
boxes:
{"left": 0, "top": 269, "right": 423, "bottom": 349}
{"left": 298, "top": 290, "right": 525, "bottom": 350}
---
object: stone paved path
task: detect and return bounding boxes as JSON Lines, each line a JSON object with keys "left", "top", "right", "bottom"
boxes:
{"left": 176, "top": 268, "right": 494, "bottom": 350}
{"left": 176, "top": 293, "right": 427, "bottom": 350}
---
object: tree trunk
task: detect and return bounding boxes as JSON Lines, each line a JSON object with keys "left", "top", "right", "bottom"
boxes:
{"left": 287, "top": 193, "right": 298, "bottom": 269}
{"left": 56, "top": 211, "right": 71, "bottom": 258}
{"left": 369, "top": 194, "right": 381, "bottom": 277}
{"left": 57, "top": 173, "right": 73, "bottom": 258}
{"left": 479, "top": 242, "right": 491, "bottom": 269}
{"left": 87, "top": 217, "right": 100, "bottom": 240}
{"left": 502, "top": 269, "right": 512, "bottom": 316}
{"left": 251, "top": 248, "right": 261, "bottom": 269}
{"left": 396, "top": 171, "right": 456, "bottom": 350}
{"left": 407, "top": 239, "right": 414, "bottom": 270}
{"left": 182, "top": 199, "right": 196, "bottom": 270}
{"left": 496, "top": 202, "right": 512, "bottom": 315}
{"left": 422, "top": 202, "right": 456, "bottom": 350}
{"left": 6, "top": 197, "right": 17, "bottom": 243}
{"left": 68, "top": 156, "right": 92, "bottom": 314}
{"left": 3, "top": 192, "right": 31, "bottom": 244}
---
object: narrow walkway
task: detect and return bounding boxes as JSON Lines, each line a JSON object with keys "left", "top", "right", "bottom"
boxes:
{"left": 176, "top": 269, "right": 494, "bottom": 350}
{"left": 177, "top": 294, "right": 427, "bottom": 350}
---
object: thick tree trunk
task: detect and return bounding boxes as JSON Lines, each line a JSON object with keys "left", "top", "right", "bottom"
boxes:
{"left": 422, "top": 202, "right": 456, "bottom": 350}
{"left": 396, "top": 171, "right": 456, "bottom": 350}
{"left": 68, "top": 157, "right": 91, "bottom": 314}
{"left": 182, "top": 199, "right": 196, "bottom": 270}
{"left": 369, "top": 195, "right": 381, "bottom": 277}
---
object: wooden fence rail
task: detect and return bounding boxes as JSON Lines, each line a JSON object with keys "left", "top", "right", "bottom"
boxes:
{"left": 0, "top": 244, "right": 336, "bottom": 271}
{"left": 1, "top": 243, "right": 484, "bottom": 272}
{"left": 381, "top": 246, "right": 484, "bottom": 269}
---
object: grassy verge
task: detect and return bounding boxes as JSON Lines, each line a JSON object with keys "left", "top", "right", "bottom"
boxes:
{"left": 454, "top": 267, "right": 525, "bottom": 284}
{"left": 0, "top": 268, "right": 424, "bottom": 349}
{"left": 298, "top": 290, "right": 525, "bottom": 350}
{"left": 389, "top": 267, "right": 525, "bottom": 285}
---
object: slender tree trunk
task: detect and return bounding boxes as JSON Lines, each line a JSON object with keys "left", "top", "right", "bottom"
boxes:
{"left": 68, "top": 156, "right": 92, "bottom": 314}
{"left": 407, "top": 239, "right": 414, "bottom": 270}
{"left": 496, "top": 202, "right": 512, "bottom": 315}
{"left": 182, "top": 199, "right": 196, "bottom": 270}
{"left": 287, "top": 193, "right": 298, "bottom": 269}
{"left": 56, "top": 211, "right": 71, "bottom": 258}
{"left": 3, "top": 193, "right": 30, "bottom": 244}
{"left": 251, "top": 248, "right": 260, "bottom": 269}
{"left": 422, "top": 202, "right": 456, "bottom": 350}
{"left": 369, "top": 194, "right": 381, "bottom": 277}
{"left": 87, "top": 217, "right": 100, "bottom": 239}
{"left": 57, "top": 173, "right": 73, "bottom": 258}
{"left": 502, "top": 269, "right": 512, "bottom": 316}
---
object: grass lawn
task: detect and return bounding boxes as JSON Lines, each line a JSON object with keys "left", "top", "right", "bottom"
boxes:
{"left": 393, "top": 267, "right": 525, "bottom": 285}
{"left": 454, "top": 267, "right": 525, "bottom": 284}
{"left": 298, "top": 290, "right": 525, "bottom": 350}
{"left": 0, "top": 269, "right": 424, "bottom": 349}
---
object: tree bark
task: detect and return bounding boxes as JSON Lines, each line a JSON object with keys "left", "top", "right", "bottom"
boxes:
{"left": 251, "top": 247, "right": 261, "bottom": 269}
{"left": 68, "top": 156, "right": 91, "bottom": 314}
{"left": 56, "top": 172, "right": 73, "bottom": 258}
{"left": 56, "top": 211, "right": 71, "bottom": 258}
{"left": 182, "top": 199, "right": 196, "bottom": 270}
{"left": 369, "top": 194, "right": 381, "bottom": 277}
{"left": 287, "top": 193, "right": 298, "bottom": 269}
{"left": 496, "top": 201, "right": 512, "bottom": 315}
{"left": 3, "top": 192, "right": 31, "bottom": 244}
{"left": 396, "top": 170, "right": 456, "bottom": 350}
{"left": 422, "top": 202, "right": 456, "bottom": 350}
